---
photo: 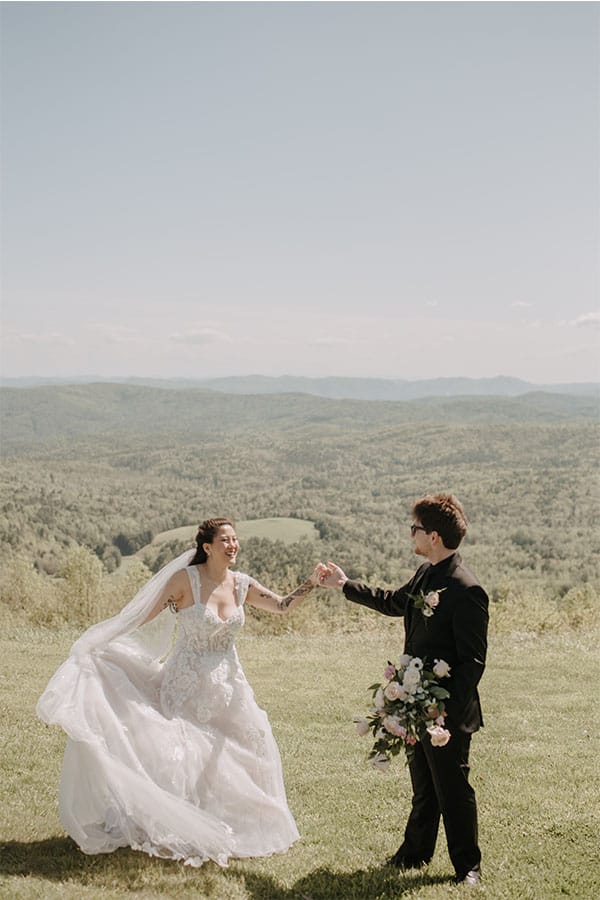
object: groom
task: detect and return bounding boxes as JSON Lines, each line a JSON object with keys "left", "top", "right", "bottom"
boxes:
{"left": 321, "top": 493, "right": 488, "bottom": 886}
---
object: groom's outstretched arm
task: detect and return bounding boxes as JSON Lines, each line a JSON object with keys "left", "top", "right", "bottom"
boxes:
{"left": 343, "top": 579, "right": 412, "bottom": 617}
{"left": 321, "top": 560, "right": 414, "bottom": 617}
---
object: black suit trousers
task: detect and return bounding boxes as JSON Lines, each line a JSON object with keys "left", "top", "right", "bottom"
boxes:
{"left": 396, "top": 730, "right": 481, "bottom": 877}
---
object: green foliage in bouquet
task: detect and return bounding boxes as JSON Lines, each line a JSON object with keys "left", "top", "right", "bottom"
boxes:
{"left": 356, "top": 655, "right": 452, "bottom": 769}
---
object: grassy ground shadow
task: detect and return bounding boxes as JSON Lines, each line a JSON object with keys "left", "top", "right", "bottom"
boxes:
{"left": 0, "top": 837, "right": 456, "bottom": 899}
{"left": 236, "top": 866, "right": 455, "bottom": 900}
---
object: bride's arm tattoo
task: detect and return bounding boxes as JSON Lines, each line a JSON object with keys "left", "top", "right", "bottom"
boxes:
{"left": 257, "top": 579, "right": 315, "bottom": 612}
{"left": 164, "top": 593, "right": 179, "bottom": 614}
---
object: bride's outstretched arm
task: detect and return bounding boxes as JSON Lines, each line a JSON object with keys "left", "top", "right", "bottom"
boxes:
{"left": 246, "top": 564, "right": 327, "bottom": 615}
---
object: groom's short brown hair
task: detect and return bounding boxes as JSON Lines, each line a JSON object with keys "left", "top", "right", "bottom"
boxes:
{"left": 412, "top": 493, "right": 467, "bottom": 550}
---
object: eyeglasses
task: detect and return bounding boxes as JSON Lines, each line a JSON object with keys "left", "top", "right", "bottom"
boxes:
{"left": 410, "top": 524, "right": 428, "bottom": 536}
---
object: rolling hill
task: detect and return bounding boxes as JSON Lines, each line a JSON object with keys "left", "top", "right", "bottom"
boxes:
{"left": 1, "top": 383, "right": 598, "bottom": 451}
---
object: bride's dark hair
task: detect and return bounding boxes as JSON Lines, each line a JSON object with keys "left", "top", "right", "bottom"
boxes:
{"left": 189, "top": 518, "right": 236, "bottom": 566}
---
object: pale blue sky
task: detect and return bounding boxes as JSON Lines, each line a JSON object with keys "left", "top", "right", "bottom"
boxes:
{"left": 1, "top": 2, "right": 598, "bottom": 382}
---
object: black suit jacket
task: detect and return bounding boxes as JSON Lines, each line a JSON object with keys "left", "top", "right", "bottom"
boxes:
{"left": 343, "top": 553, "right": 489, "bottom": 733}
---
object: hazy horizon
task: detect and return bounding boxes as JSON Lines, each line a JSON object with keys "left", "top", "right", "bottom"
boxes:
{"left": 2, "top": 372, "right": 597, "bottom": 388}
{"left": 2, "top": 3, "right": 598, "bottom": 383}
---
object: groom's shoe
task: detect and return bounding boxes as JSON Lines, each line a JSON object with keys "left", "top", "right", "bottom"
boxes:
{"left": 455, "top": 868, "right": 481, "bottom": 886}
{"left": 386, "top": 852, "right": 428, "bottom": 870}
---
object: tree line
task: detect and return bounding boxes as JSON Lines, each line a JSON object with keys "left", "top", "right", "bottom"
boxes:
{"left": 1, "top": 414, "right": 598, "bottom": 610}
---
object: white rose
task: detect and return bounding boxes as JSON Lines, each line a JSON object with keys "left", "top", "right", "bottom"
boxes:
{"left": 398, "top": 654, "right": 411, "bottom": 668}
{"left": 403, "top": 669, "right": 420, "bottom": 687}
{"left": 433, "top": 659, "right": 451, "bottom": 678}
{"left": 374, "top": 688, "right": 385, "bottom": 709}
{"left": 427, "top": 725, "right": 451, "bottom": 747}
{"left": 354, "top": 717, "right": 370, "bottom": 737}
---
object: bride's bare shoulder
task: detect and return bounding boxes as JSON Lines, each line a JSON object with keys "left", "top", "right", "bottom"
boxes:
{"left": 173, "top": 567, "right": 192, "bottom": 584}
{"left": 163, "top": 568, "right": 192, "bottom": 596}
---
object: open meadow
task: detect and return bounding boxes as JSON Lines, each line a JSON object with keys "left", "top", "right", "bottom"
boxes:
{"left": 1, "top": 620, "right": 599, "bottom": 900}
{"left": 1, "top": 385, "right": 599, "bottom": 897}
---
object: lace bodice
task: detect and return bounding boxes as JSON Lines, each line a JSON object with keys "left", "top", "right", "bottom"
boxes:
{"left": 175, "top": 567, "right": 250, "bottom": 653}
{"left": 159, "top": 568, "right": 252, "bottom": 720}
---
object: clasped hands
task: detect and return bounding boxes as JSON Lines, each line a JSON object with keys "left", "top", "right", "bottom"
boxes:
{"left": 308, "top": 561, "right": 348, "bottom": 590}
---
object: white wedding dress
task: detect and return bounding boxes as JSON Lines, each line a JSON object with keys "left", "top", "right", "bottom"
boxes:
{"left": 37, "top": 558, "right": 299, "bottom": 867}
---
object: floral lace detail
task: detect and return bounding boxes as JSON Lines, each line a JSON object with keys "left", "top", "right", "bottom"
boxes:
{"left": 245, "top": 725, "right": 267, "bottom": 758}
{"left": 178, "top": 603, "right": 244, "bottom": 652}
{"left": 159, "top": 568, "right": 248, "bottom": 720}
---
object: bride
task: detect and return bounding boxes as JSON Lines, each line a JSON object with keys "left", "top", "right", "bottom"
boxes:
{"left": 37, "top": 517, "right": 326, "bottom": 867}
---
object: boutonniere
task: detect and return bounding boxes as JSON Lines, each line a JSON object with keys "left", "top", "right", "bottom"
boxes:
{"left": 409, "top": 588, "right": 446, "bottom": 620}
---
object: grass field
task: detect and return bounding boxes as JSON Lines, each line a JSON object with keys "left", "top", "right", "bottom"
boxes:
{"left": 1, "top": 620, "right": 598, "bottom": 899}
{"left": 142, "top": 518, "right": 319, "bottom": 552}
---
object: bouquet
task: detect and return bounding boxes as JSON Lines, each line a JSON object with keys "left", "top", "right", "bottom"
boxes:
{"left": 355, "top": 655, "right": 452, "bottom": 770}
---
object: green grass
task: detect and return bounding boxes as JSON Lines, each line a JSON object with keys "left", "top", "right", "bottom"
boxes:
{"left": 138, "top": 518, "right": 319, "bottom": 554}
{"left": 1, "top": 623, "right": 599, "bottom": 899}
{"left": 236, "top": 518, "right": 319, "bottom": 544}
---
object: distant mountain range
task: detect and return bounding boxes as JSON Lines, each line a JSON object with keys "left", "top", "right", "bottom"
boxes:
{"left": 1, "top": 374, "right": 597, "bottom": 401}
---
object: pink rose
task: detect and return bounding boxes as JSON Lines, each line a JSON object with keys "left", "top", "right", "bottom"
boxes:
{"left": 382, "top": 715, "right": 407, "bottom": 738}
{"left": 384, "top": 681, "right": 403, "bottom": 701}
{"left": 354, "top": 717, "right": 370, "bottom": 737}
{"left": 427, "top": 725, "right": 451, "bottom": 747}
{"left": 425, "top": 591, "right": 441, "bottom": 609}
{"left": 371, "top": 753, "right": 390, "bottom": 772}
{"left": 384, "top": 664, "right": 396, "bottom": 680}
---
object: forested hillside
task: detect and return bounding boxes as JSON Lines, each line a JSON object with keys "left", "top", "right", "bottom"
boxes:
{"left": 1, "top": 384, "right": 598, "bottom": 627}
{"left": 2, "top": 383, "right": 598, "bottom": 450}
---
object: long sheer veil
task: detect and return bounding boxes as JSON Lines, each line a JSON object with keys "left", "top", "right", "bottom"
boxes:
{"left": 73, "top": 548, "right": 195, "bottom": 656}
{"left": 37, "top": 548, "right": 195, "bottom": 725}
